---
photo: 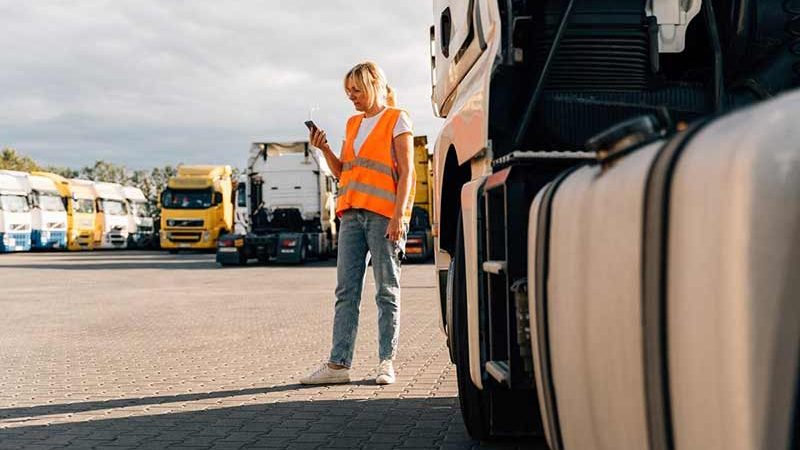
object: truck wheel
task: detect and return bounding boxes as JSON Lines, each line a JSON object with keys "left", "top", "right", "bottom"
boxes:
{"left": 299, "top": 240, "right": 308, "bottom": 264}
{"left": 452, "top": 214, "right": 490, "bottom": 439}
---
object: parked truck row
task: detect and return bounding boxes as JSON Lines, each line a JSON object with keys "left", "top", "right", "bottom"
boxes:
{"left": 0, "top": 170, "right": 155, "bottom": 253}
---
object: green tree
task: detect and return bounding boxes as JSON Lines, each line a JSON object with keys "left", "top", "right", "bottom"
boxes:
{"left": 0, "top": 148, "right": 41, "bottom": 172}
{"left": 43, "top": 166, "right": 79, "bottom": 178}
{"left": 80, "top": 160, "right": 128, "bottom": 184}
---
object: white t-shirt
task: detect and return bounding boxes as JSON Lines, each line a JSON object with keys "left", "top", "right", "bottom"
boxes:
{"left": 352, "top": 108, "right": 413, "bottom": 156}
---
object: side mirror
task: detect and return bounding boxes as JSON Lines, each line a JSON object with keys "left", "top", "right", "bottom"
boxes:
{"left": 214, "top": 192, "right": 223, "bottom": 206}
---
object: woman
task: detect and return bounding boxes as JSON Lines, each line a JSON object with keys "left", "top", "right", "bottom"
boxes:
{"left": 300, "top": 61, "right": 415, "bottom": 385}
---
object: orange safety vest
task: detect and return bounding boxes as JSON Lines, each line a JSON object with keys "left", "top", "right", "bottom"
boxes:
{"left": 336, "top": 107, "right": 415, "bottom": 222}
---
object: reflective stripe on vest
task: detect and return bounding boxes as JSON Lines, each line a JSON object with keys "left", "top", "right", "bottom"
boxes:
{"left": 336, "top": 107, "right": 414, "bottom": 221}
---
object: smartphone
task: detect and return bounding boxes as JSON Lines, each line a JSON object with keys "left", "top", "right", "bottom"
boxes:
{"left": 304, "top": 120, "right": 317, "bottom": 132}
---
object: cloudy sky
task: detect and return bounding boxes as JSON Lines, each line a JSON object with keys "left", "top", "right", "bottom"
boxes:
{"left": 0, "top": 1, "right": 441, "bottom": 170}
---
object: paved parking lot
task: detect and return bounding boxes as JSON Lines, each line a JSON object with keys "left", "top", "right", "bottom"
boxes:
{"left": 0, "top": 252, "right": 536, "bottom": 450}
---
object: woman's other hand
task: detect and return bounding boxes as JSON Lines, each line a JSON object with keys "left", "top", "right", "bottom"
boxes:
{"left": 310, "top": 127, "right": 330, "bottom": 152}
{"left": 385, "top": 216, "right": 403, "bottom": 243}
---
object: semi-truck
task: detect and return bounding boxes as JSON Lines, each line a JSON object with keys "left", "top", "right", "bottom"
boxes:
{"left": 216, "top": 142, "right": 337, "bottom": 266}
{"left": 430, "top": 0, "right": 800, "bottom": 447}
{"left": 0, "top": 171, "right": 68, "bottom": 250}
{"left": 66, "top": 178, "right": 96, "bottom": 250}
{"left": 122, "top": 185, "right": 154, "bottom": 249}
{"left": 404, "top": 136, "right": 435, "bottom": 262}
{"left": 160, "top": 165, "right": 233, "bottom": 252}
{"left": 0, "top": 172, "right": 32, "bottom": 252}
{"left": 33, "top": 172, "right": 95, "bottom": 251}
{"left": 93, "top": 182, "right": 130, "bottom": 249}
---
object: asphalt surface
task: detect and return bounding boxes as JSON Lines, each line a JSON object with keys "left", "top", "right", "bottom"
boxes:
{"left": 0, "top": 251, "right": 540, "bottom": 450}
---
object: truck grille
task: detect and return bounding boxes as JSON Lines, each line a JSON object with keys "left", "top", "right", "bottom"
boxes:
{"left": 536, "top": 25, "right": 651, "bottom": 91}
{"left": 168, "top": 231, "right": 202, "bottom": 242}
{"left": 167, "top": 219, "right": 203, "bottom": 228}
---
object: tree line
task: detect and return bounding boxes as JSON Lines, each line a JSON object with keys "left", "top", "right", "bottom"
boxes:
{"left": 1, "top": 147, "right": 177, "bottom": 216}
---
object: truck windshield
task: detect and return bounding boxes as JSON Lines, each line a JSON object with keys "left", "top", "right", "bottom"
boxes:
{"left": 132, "top": 201, "right": 148, "bottom": 217}
{"left": 72, "top": 198, "right": 95, "bottom": 214}
{"left": 101, "top": 199, "right": 128, "bottom": 216}
{"left": 162, "top": 189, "right": 212, "bottom": 209}
{"left": 237, "top": 183, "right": 246, "bottom": 207}
{"left": 38, "top": 193, "right": 66, "bottom": 212}
{"left": 0, "top": 194, "right": 30, "bottom": 213}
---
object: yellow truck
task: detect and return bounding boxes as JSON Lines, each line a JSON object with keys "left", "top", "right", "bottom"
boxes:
{"left": 32, "top": 172, "right": 96, "bottom": 251}
{"left": 404, "top": 136, "right": 434, "bottom": 261}
{"left": 160, "top": 165, "right": 233, "bottom": 252}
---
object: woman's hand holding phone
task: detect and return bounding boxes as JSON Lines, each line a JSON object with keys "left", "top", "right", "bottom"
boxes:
{"left": 306, "top": 120, "right": 330, "bottom": 152}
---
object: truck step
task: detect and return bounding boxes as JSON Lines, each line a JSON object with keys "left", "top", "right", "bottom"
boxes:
{"left": 482, "top": 260, "right": 507, "bottom": 274}
{"left": 485, "top": 360, "right": 510, "bottom": 386}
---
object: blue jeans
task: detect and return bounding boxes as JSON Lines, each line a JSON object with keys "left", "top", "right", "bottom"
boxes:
{"left": 329, "top": 209, "right": 406, "bottom": 368}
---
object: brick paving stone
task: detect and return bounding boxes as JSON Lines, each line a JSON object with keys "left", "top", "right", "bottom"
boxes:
{"left": 0, "top": 252, "right": 512, "bottom": 449}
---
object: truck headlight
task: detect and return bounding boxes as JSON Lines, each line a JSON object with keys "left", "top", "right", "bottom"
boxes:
{"left": 203, "top": 231, "right": 210, "bottom": 242}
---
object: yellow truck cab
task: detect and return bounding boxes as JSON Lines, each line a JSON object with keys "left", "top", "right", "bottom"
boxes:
{"left": 68, "top": 179, "right": 98, "bottom": 250}
{"left": 160, "top": 165, "right": 233, "bottom": 252}
{"left": 32, "top": 172, "right": 96, "bottom": 251}
{"left": 404, "top": 136, "right": 435, "bottom": 261}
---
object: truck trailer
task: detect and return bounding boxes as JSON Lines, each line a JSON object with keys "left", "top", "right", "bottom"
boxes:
{"left": 160, "top": 165, "right": 234, "bottom": 252}
{"left": 216, "top": 142, "right": 337, "bottom": 266}
{"left": 430, "top": 0, "right": 800, "bottom": 447}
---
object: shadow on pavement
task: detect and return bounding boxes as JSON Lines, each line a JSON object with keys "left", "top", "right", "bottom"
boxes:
{"left": 0, "top": 382, "right": 377, "bottom": 421}
{"left": 0, "top": 396, "right": 546, "bottom": 449}
{"left": 6, "top": 262, "right": 219, "bottom": 271}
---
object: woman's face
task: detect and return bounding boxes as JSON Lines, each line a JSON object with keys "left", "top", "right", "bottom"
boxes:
{"left": 345, "top": 79, "right": 370, "bottom": 112}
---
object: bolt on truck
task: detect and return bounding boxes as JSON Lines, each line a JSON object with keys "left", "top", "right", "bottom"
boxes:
{"left": 216, "top": 142, "right": 337, "bottom": 266}
{"left": 93, "top": 182, "right": 130, "bottom": 249}
{"left": 0, "top": 170, "right": 68, "bottom": 250}
{"left": 33, "top": 172, "right": 95, "bottom": 251}
{"left": 430, "top": 0, "right": 800, "bottom": 447}
{"left": 160, "top": 165, "right": 233, "bottom": 252}
{"left": 0, "top": 172, "right": 32, "bottom": 252}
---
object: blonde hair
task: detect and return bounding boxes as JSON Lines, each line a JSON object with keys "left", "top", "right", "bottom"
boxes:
{"left": 344, "top": 61, "right": 396, "bottom": 108}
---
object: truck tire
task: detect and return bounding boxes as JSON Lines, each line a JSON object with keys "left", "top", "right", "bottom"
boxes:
{"left": 299, "top": 238, "right": 308, "bottom": 264}
{"left": 452, "top": 214, "right": 490, "bottom": 440}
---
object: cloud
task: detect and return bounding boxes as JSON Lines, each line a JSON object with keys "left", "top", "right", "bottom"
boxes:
{"left": 0, "top": 1, "right": 442, "bottom": 170}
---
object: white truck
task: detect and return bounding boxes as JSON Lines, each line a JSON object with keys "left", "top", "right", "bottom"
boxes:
{"left": 0, "top": 171, "right": 69, "bottom": 250}
{"left": 0, "top": 172, "right": 32, "bottom": 252}
{"left": 430, "top": 0, "right": 800, "bottom": 446}
{"left": 122, "top": 185, "right": 154, "bottom": 249}
{"left": 93, "top": 181, "right": 130, "bottom": 249}
{"left": 216, "top": 142, "right": 337, "bottom": 265}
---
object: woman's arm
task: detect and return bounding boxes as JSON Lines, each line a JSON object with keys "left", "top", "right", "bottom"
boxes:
{"left": 310, "top": 127, "right": 343, "bottom": 178}
{"left": 387, "top": 131, "right": 414, "bottom": 242}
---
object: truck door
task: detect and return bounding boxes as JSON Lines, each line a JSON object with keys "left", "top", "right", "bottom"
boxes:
{"left": 431, "top": 0, "right": 489, "bottom": 115}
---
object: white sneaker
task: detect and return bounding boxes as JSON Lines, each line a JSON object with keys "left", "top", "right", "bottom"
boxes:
{"left": 376, "top": 360, "right": 395, "bottom": 385}
{"left": 300, "top": 363, "right": 350, "bottom": 385}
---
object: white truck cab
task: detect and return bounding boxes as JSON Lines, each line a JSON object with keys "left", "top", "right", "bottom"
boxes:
{"left": 122, "top": 185, "right": 153, "bottom": 249}
{"left": 94, "top": 182, "right": 130, "bottom": 249}
{"left": 0, "top": 171, "right": 69, "bottom": 250}
{"left": 0, "top": 172, "right": 32, "bottom": 252}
